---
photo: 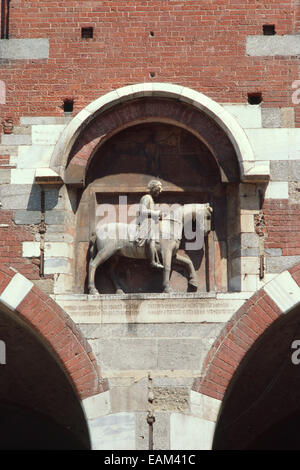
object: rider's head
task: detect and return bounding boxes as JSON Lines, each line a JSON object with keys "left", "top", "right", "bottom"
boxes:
{"left": 148, "top": 180, "right": 162, "bottom": 197}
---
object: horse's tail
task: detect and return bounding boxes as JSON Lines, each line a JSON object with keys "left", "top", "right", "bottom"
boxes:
{"left": 89, "top": 232, "right": 97, "bottom": 259}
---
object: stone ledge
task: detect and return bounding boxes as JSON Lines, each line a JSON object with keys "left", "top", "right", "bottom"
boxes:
{"left": 53, "top": 294, "right": 246, "bottom": 324}
{"left": 53, "top": 292, "right": 217, "bottom": 301}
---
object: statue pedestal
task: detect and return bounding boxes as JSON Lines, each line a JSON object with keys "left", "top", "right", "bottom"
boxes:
{"left": 52, "top": 292, "right": 250, "bottom": 325}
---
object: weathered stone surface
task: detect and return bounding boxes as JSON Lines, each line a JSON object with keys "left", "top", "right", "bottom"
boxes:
{"left": 231, "top": 257, "right": 259, "bottom": 276}
{"left": 153, "top": 412, "right": 170, "bottom": 450}
{"left": 32, "top": 125, "right": 65, "bottom": 146}
{"left": 53, "top": 273, "right": 74, "bottom": 294}
{"left": 223, "top": 104, "right": 262, "bottom": 128}
{"left": 54, "top": 294, "right": 241, "bottom": 324}
{"left": 88, "top": 412, "right": 135, "bottom": 450}
{"left": 153, "top": 387, "right": 189, "bottom": 412}
{"left": 289, "top": 162, "right": 300, "bottom": 181}
{"left": 270, "top": 161, "right": 289, "bottom": 182}
{"left": 262, "top": 108, "right": 281, "bottom": 128}
{"left": 0, "top": 170, "right": 11, "bottom": 184}
{"left": 170, "top": 413, "right": 215, "bottom": 450}
{"left": 135, "top": 412, "right": 148, "bottom": 450}
{"left": 20, "top": 116, "right": 71, "bottom": 125}
{"left": 265, "top": 181, "right": 289, "bottom": 199}
{"left": 32, "top": 279, "right": 54, "bottom": 295}
{"left": 110, "top": 378, "right": 148, "bottom": 413}
{"left": 44, "top": 232, "right": 74, "bottom": 243}
{"left": 22, "top": 241, "right": 40, "bottom": 257}
{"left": 190, "top": 391, "right": 221, "bottom": 422}
{"left": 0, "top": 39, "right": 49, "bottom": 60}
{"left": 45, "top": 210, "right": 65, "bottom": 225}
{"left": 157, "top": 339, "right": 206, "bottom": 370}
{"left": 12, "top": 126, "right": 31, "bottom": 135}
{"left": 265, "top": 248, "right": 282, "bottom": 257}
{"left": 289, "top": 182, "right": 300, "bottom": 203}
{"left": 93, "top": 338, "right": 158, "bottom": 371}
{"left": 0, "top": 145, "right": 18, "bottom": 156}
{"left": 153, "top": 377, "right": 194, "bottom": 388}
{"left": 0, "top": 184, "right": 41, "bottom": 210}
{"left": 241, "top": 232, "right": 259, "bottom": 249}
{"left": 82, "top": 391, "right": 111, "bottom": 420}
{"left": 1, "top": 134, "right": 31, "bottom": 145}
{"left": 44, "top": 188, "right": 65, "bottom": 211}
{"left": 79, "top": 323, "right": 224, "bottom": 340}
{"left": 17, "top": 145, "right": 53, "bottom": 169}
{"left": 240, "top": 248, "right": 260, "bottom": 257}
{"left": 44, "top": 242, "right": 73, "bottom": 258}
{"left": 240, "top": 214, "right": 254, "bottom": 232}
{"left": 246, "top": 35, "right": 300, "bottom": 56}
{"left": 46, "top": 224, "right": 65, "bottom": 233}
{"left": 44, "top": 258, "right": 71, "bottom": 274}
{"left": 280, "top": 107, "right": 295, "bottom": 128}
{"left": 11, "top": 169, "right": 35, "bottom": 184}
{"left": 266, "top": 256, "right": 300, "bottom": 273}
{"left": 14, "top": 210, "right": 41, "bottom": 225}
{"left": 245, "top": 128, "right": 300, "bottom": 161}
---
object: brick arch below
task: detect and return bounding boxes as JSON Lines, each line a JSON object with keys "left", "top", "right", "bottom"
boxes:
{"left": 0, "top": 265, "right": 107, "bottom": 400}
{"left": 192, "top": 263, "right": 300, "bottom": 402}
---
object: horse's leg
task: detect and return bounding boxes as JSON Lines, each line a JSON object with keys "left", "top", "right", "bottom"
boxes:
{"left": 88, "top": 243, "right": 118, "bottom": 294}
{"left": 161, "top": 243, "right": 175, "bottom": 293}
{"left": 108, "top": 256, "right": 124, "bottom": 294}
{"left": 174, "top": 253, "right": 198, "bottom": 291}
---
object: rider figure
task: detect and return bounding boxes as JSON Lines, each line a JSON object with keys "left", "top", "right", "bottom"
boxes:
{"left": 136, "top": 180, "right": 164, "bottom": 270}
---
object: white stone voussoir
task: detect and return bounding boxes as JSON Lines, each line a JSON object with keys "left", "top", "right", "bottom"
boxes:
{"left": 0, "top": 273, "right": 33, "bottom": 311}
{"left": 82, "top": 391, "right": 111, "bottom": 420}
{"left": 264, "top": 271, "right": 300, "bottom": 313}
{"left": 190, "top": 391, "right": 221, "bottom": 423}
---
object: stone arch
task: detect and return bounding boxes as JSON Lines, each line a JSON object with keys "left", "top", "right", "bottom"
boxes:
{"left": 187, "top": 263, "right": 300, "bottom": 449}
{"left": 49, "top": 83, "right": 268, "bottom": 185}
{"left": 0, "top": 265, "right": 106, "bottom": 400}
{"left": 192, "top": 263, "right": 300, "bottom": 402}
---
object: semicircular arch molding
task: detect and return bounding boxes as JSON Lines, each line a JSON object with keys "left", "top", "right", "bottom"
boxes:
{"left": 49, "top": 83, "right": 268, "bottom": 185}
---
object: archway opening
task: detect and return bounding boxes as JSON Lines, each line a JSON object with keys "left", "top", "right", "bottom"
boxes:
{"left": 0, "top": 305, "right": 90, "bottom": 450}
{"left": 213, "top": 304, "right": 300, "bottom": 450}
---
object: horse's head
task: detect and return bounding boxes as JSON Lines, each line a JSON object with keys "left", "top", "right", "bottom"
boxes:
{"left": 183, "top": 203, "right": 213, "bottom": 231}
{"left": 179, "top": 203, "right": 213, "bottom": 250}
{"left": 203, "top": 204, "right": 213, "bottom": 234}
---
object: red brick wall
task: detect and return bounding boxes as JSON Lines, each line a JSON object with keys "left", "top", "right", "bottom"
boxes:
{"left": 0, "top": 0, "right": 299, "bottom": 124}
{"left": 0, "top": 210, "right": 42, "bottom": 280}
{"left": 263, "top": 200, "right": 300, "bottom": 257}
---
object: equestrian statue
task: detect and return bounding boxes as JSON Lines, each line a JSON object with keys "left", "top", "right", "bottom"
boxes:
{"left": 88, "top": 180, "right": 213, "bottom": 294}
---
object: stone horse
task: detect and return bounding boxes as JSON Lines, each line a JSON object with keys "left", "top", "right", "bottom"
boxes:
{"left": 88, "top": 203, "right": 213, "bottom": 294}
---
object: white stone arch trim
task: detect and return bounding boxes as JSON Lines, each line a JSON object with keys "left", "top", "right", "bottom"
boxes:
{"left": 49, "top": 83, "right": 269, "bottom": 183}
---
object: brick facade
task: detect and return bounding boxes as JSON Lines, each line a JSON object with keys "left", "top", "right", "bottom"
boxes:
{"left": 1, "top": 0, "right": 300, "bottom": 450}
{"left": 0, "top": 1, "right": 299, "bottom": 125}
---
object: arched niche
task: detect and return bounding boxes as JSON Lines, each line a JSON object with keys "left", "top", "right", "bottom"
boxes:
{"left": 50, "top": 83, "right": 268, "bottom": 184}
{"left": 74, "top": 113, "right": 238, "bottom": 294}
{"left": 46, "top": 84, "right": 267, "bottom": 295}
